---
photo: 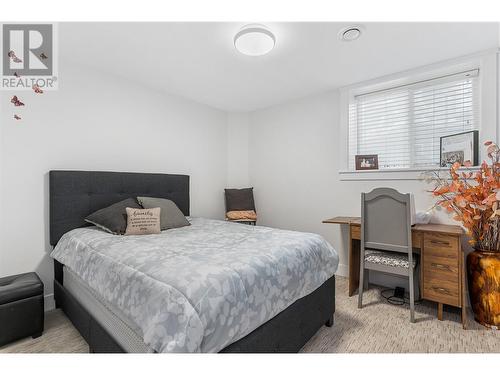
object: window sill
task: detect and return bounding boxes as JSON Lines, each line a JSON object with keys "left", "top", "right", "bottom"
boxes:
{"left": 338, "top": 166, "right": 481, "bottom": 181}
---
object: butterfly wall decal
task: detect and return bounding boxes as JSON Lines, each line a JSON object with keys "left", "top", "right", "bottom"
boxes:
{"left": 14, "top": 115, "right": 21, "bottom": 120}
{"left": 40, "top": 52, "right": 48, "bottom": 60}
{"left": 10, "top": 95, "right": 25, "bottom": 106}
{"left": 13, "top": 72, "right": 20, "bottom": 78}
{"left": 32, "top": 84, "right": 44, "bottom": 94}
{"left": 7, "top": 50, "right": 22, "bottom": 63}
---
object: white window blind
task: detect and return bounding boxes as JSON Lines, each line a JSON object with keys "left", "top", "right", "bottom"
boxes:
{"left": 348, "top": 69, "right": 479, "bottom": 170}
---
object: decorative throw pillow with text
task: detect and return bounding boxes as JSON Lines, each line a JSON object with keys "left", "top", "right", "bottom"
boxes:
{"left": 125, "top": 207, "right": 161, "bottom": 235}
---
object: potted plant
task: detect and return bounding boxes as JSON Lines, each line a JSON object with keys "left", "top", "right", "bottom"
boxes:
{"left": 430, "top": 141, "right": 500, "bottom": 329}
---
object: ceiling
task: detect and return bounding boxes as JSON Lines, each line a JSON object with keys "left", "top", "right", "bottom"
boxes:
{"left": 60, "top": 22, "right": 499, "bottom": 112}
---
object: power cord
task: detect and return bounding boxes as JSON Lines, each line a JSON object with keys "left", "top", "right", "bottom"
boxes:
{"left": 380, "top": 288, "right": 422, "bottom": 306}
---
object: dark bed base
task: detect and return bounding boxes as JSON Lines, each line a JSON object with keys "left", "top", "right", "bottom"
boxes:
{"left": 54, "top": 261, "right": 335, "bottom": 353}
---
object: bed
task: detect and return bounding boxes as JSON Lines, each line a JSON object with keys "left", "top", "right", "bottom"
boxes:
{"left": 49, "top": 170, "right": 338, "bottom": 353}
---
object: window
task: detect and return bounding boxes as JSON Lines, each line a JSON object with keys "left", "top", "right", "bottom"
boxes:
{"left": 348, "top": 69, "right": 479, "bottom": 170}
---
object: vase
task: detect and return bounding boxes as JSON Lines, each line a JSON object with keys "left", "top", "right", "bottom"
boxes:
{"left": 467, "top": 249, "right": 500, "bottom": 329}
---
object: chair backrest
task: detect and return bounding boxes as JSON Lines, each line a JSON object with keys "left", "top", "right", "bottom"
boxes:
{"left": 361, "top": 187, "right": 412, "bottom": 254}
{"left": 224, "top": 188, "right": 256, "bottom": 213}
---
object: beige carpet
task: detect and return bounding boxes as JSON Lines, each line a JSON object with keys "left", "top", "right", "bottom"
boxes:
{"left": 1, "top": 277, "right": 498, "bottom": 353}
{"left": 302, "top": 277, "right": 499, "bottom": 353}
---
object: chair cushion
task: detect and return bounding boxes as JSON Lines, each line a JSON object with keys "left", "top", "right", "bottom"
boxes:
{"left": 226, "top": 210, "right": 257, "bottom": 221}
{"left": 364, "top": 250, "right": 416, "bottom": 269}
{"left": 0, "top": 272, "right": 43, "bottom": 305}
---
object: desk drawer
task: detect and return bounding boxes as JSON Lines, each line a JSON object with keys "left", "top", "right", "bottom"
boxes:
{"left": 424, "top": 255, "right": 459, "bottom": 282}
{"left": 350, "top": 225, "right": 360, "bottom": 240}
{"left": 424, "top": 233, "right": 459, "bottom": 259}
{"left": 423, "top": 277, "right": 460, "bottom": 306}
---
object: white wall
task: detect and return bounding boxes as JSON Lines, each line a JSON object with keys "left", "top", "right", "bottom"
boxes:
{"left": 248, "top": 91, "right": 347, "bottom": 269}
{"left": 247, "top": 52, "right": 500, "bottom": 279}
{"left": 226, "top": 113, "right": 249, "bottom": 188}
{"left": 0, "top": 63, "right": 228, "bottom": 309}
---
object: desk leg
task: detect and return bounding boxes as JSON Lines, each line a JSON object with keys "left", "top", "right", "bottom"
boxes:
{"left": 437, "top": 303, "right": 443, "bottom": 321}
{"left": 349, "top": 237, "right": 360, "bottom": 297}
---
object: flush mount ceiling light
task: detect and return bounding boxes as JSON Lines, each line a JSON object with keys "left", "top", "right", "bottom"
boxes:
{"left": 234, "top": 24, "right": 275, "bottom": 56}
{"left": 338, "top": 25, "right": 363, "bottom": 42}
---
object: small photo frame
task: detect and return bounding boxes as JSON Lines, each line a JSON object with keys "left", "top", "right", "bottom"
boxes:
{"left": 440, "top": 130, "right": 478, "bottom": 168}
{"left": 355, "top": 154, "right": 379, "bottom": 170}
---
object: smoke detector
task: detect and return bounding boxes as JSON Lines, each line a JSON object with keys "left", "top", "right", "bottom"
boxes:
{"left": 339, "top": 26, "right": 363, "bottom": 42}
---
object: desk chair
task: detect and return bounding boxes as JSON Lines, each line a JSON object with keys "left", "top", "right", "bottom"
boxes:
{"left": 358, "top": 188, "right": 417, "bottom": 323}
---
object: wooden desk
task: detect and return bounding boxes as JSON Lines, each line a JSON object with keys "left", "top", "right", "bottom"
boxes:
{"left": 324, "top": 216, "right": 467, "bottom": 328}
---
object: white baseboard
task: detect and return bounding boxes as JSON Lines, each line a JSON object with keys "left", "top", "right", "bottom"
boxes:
{"left": 44, "top": 294, "right": 55, "bottom": 311}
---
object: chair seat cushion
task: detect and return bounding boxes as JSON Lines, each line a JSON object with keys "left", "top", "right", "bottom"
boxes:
{"left": 226, "top": 210, "right": 257, "bottom": 221}
{"left": 364, "top": 250, "right": 416, "bottom": 269}
{"left": 0, "top": 272, "right": 43, "bottom": 305}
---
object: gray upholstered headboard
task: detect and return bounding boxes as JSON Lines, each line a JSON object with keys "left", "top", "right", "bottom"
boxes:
{"left": 49, "top": 170, "right": 190, "bottom": 246}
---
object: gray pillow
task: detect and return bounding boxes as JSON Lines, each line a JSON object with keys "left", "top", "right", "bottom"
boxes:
{"left": 85, "top": 198, "right": 142, "bottom": 235}
{"left": 137, "top": 197, "right": 190, "bottom": 230}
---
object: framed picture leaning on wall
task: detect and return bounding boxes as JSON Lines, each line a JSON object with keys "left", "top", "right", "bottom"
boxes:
{"left": 440, "top": 130, "right": 479, "bottom": 168}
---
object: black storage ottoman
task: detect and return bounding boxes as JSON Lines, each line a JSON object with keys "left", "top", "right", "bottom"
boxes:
{"left": 0, "top": 272, "right": 44, "bottom": 347}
